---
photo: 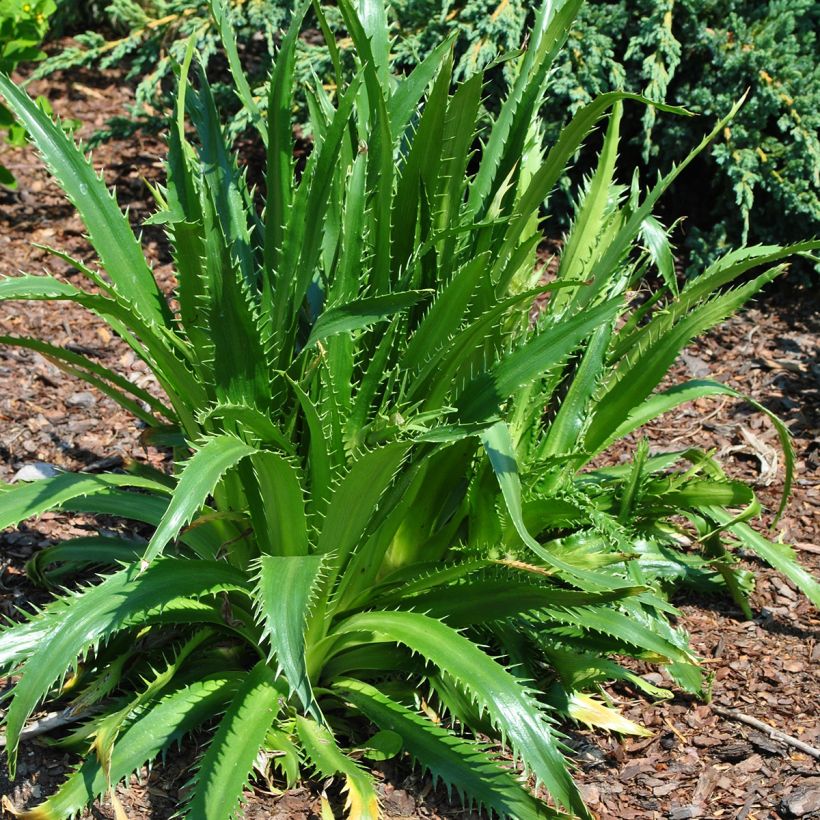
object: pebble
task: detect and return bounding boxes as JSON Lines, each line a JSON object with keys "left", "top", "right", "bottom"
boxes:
{"left": 669, "top": 807, "right": 703, "bottom": 820}
{"left": 11, "top": 462, "right": 60, "bottom": 482}
{"left": 66, "top": 391, "right": 97, "bottom": 408}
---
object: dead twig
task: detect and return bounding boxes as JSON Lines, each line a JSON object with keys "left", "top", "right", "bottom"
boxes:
{"left": 0, "top": 708, "right": 91, "bottom": 747}
{"left": 711, "top": 704, "right": 820, "bottom": 760}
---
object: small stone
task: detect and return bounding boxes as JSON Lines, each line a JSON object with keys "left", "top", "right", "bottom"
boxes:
{"left": 67, "top": 391, "right": 97, "bottom": 408}
{"left": 669, "top": 806, "right": 703, "bottom": 820}
{"left": 11, "top": 462, "right": 60, "bottom": 482}
{"left": 29, "top": 785, "right": 41, "bottom": 799}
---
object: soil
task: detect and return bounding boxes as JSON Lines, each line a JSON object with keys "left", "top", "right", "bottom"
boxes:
{"left": 1, "top": 63, "right": 818, "bottom": 819}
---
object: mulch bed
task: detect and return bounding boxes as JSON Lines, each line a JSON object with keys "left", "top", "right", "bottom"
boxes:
{"left": 1, "top": 62, "right": 818, "bottom": 819}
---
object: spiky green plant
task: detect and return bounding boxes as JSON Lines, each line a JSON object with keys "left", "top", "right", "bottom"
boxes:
{"left": 0, "top": 1, "right": 818, "bottom": 817}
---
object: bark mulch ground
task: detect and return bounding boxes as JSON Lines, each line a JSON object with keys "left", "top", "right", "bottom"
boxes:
{"left": 1, "top": 65, "right": 818, "bottom": 819}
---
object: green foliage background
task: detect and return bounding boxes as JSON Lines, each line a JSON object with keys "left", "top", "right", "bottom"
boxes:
{"left": 41, "top": 0, "right": 820, "bottom": 272}
{"left": 0, "top": 0, "right": 55, "bottom": 186}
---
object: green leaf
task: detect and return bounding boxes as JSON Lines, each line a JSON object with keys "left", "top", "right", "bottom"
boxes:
{"left": 457, "top": 299, "right": 621, "bottom": 423}
{"left": 401, "top": 253, "right": 490, "bottom": 373}
{"left": 253, "top": 554, "right": 325, "bottom": 717}
{"left": 296, "top": 716, "right": 380, "bottom": 820}
{"left": 468, "top": 0, "right": 584, "bottom": 217}
{"left": 3, "top": 559, "right": 247, "bottom": 775}
{"left": 208, "top": 0, "right": 267, "bottom": 146}
{"left": 640, "top": 214, "right": 677, "bottom": 294}
{"left": 247, "top": 451, "right": 308, "bottom": 556}
{"left": 140, "top": 435, "right": 258, "bottom": 567}
{"left": 400, "top": 579, "right": 642, "bottom": 627}
{"left": 92, "top": 629, "right": 214, "bottom": 781}
{"left": 0, "top": 75, "right": 169, "bottom": 327}
{"left": 0, "top": 274, "right": 205, "bottom": 421}
{"left": 57, "top": 488, "right": 225, "bottom": 560}
{"left": 585, "top": 268, "right": 780, "bottom": 454}
{"left": 336, "top": 679, "right": 567, "bottom": 819}
{"left": 543, "top": 605, "right": 695, "bottom": 664}
{"left": 481, "top": 421, "right": 627, "bottom": 589}
{"left": 499, "top": 91, "right": 690, "bottom": 261}
{"left": 285, "top": 375, "right": 333, "bottom": 516}
{"left": 19, "top": 675, "right": 240, "bottom": 819}
{"left": 318, "top": 442, "right": 410, "bottom": 575}
{"left": 0, "top": 472, "right": 169, "bottom": 532}
{"left": 185, "top": 662, "right": 282, "bottom": 819}
{"left": 708, "top": 512, "right": 820, "bottom": 608}
{"left": 305, "top": 290, "right": 432, "bottom": 349}
{"left": 555, "top": 103, "right": 622, "bottom": 294}
{"left": 264, "top": 0, "right": 311, "bottom": 276}
{"left": 388, "top": 36, "right": 455, "bottom": 136}
{"left": 201, "top": 403, "right": 295, "bottom": 454}
{"left": 358, "top": 729, "right": 402, "bottom": 761}
{"left": 333, "top": 610, "right": 587, "bottom": 818}
{"left": 0, "top": 333, "right": 173, "bottom": 424}
{"left": 25, "top": 535, "right": 144, "bottom": 587}
{"left": 600, "top": 381, "right": 794, "bottom": 522}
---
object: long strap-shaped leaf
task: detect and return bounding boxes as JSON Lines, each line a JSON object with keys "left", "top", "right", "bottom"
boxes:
{"left": 8, "top": 676, "right": 240, "bottom": 819}
{"left": 296, "top": 715, "right": 380, "bottom": 820}
{"left": 305, "top": 290, "right": 433, "bottom": 350}
{"left": 0, "top": 75, "right": 169, "bottom": 327}
{"left": 332, "top": 609, "right": 588, "bottom": 819}
{"left": 335, "top": 678, "right": 568, "bottom": 820}
{"left": 0, "top": 472, "right": 170, "bottom": 531}
{"left": 457, "top": 299, "right": 620, "bottom": 422}
{"left": 208, "top": 0, "right": 267, "bottom": 145}
{"left": 0, "top": 333, "right": 173, "bottom": 424}
{"left": 706, "top": 511, "right": 820, "bottom": 608}
{"left": 247, "top": 451, "right": 309, "bottom": 556}
{"left": 185, "top": 662, "right": 283, "bottom": 819}
{"left": 610, "top": 240, "right": 820, "bottom": 361}
{"left": 398, "top": 580, "right": 642, "bottom": 627}
{"left": 3, "top": 559, "right": 248, "bottom": 775}
{"left": 274, "top": 72, "right": 364, "bottom": 361}
{"left": 569, "top": 95, "right": 747, "bottom": 312}
{"left": 495, "top": 92, "right": 690, "bottom": 269}
{"left": 481, "top": 421, "right": 631, "bottom": 590}
{"left": 253, "top": 554, "right": 325, "bottom": 719}
{"left": 25, "top": 535, "right": 144, "bottom": 587}
{"left": 468, "top": 0, "right": 582, "bottom": 218}
{"left": 264, "top": 0, "right": 311, "bottom": 277}
{"left": 584, "top": 267, "right": 781, "bottom": 455}
{"left": 140, "top": 434, "right": 258, "bottom": 567}
{"left": 0, "top": 274, "right": 205, "bottom": 421}
{"left": 318, "top": 442, "right": 411, "bottom": 578}
{"left": 598, "top": 379, "right": 795, "bottom": 520}
{"left": 59, "top": 489, "right": 228, "bottom": 560}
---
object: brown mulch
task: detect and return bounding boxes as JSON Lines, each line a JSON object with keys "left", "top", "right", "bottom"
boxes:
{"left": 1, "top": 63, "right": 818, "bottom": 820}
